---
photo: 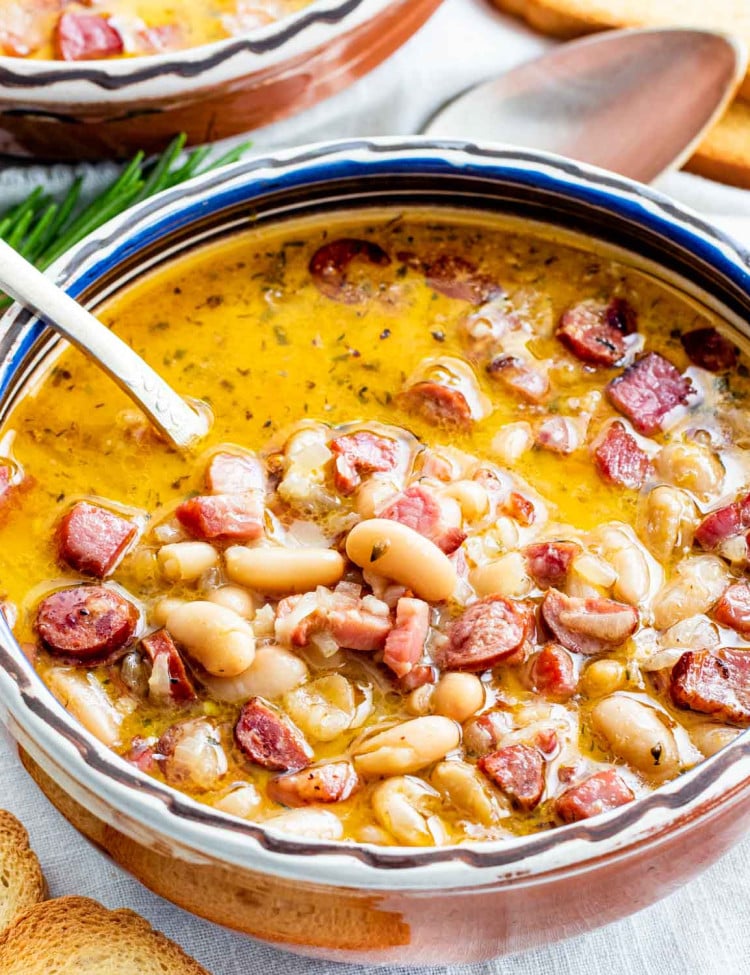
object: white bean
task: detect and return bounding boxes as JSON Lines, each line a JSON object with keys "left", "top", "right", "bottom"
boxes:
{"left": 595, "top": 526, "right": 651, "bottom": 606}
{"left": 151, "top": 596, "right": 186, "bottom": 628}
{"left": 655, "top": 442, "right": 724, "bottom": 501}
{"left": 346, "top": 519, "right": 457, "bottom": 602}
{"left": 213, "top": 783, "right": 262, "bottom": 818}
{"left": 161, "top": 719, "right": 228, "bottom": 792}
{"left": 198, "top": 644, "right": 308, "bottom": 702}
{"left": 652, "top": 555, "right": 729, "bottom": 630}
{"left": 580, "top": 659, "right": 626, "bottom": 698}
{"left": 47, "top": 669, "right": 123, "bottom": 747}
{"left": 158, "top": 541, "right": 218, "bottom": 582}
{"left": 638, "top": 486, "right": 698, "bottom": 562}
{"left": 268, "top": 808, "right": 344, "bottom": 840}
{"left": 689, "top": 722, "right": 740, "bottom": 758}
{"left": 353, "top": 716, "right": 460, "bottom": 778}
{"left": 590, "top": 694, "right": 680, "bottom": 783}
{"left": 470, "top": 552, "right": 531, "bottom": 598}
{"left": 431, "top": 673, "right": 485, "bottom": 723}
{"left": 207, "top": 585, "right": 256, "bottom": 619}
{"left": 490, "top": 422, "right": 533, "bottom": 464}
{"left": 225, "top": 545, "right": 345, "bottom": 594}
{"left": 371, "top": 776, "right": 443, "bottom": 846}
{"left": 439, "top": 480, "right": 489, "bottom": 522}
{"left": 431, "top": 761, "right": 499, "bottom": 826}
{"left": 284, "top": 673, "right": 356, "bottom": 741}
{"left": 356, "top": 479, "right": 399, "bottom": 519}
{"left": 166, "top": 600, "right": 255, "bottom": 677}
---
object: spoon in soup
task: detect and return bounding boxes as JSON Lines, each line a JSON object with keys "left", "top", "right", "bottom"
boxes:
{"left": 423, "top": 27, "right": 746, "bottom": 184}
{"left": 0, "top": 238, "right": 210, "bottom": 450}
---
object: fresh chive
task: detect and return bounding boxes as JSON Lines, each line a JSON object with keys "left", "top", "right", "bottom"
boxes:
{"left": 21, "top": 202, "right": 59, "bottom": 262}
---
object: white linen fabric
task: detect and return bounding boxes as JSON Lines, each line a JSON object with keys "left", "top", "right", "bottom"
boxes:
{"left": 1, "top": 2, "right": 750, "bottom": 973}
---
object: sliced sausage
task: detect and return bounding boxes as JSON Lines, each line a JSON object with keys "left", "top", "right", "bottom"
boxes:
{"left": 670, "top": 647, "right": 750, "bottom": 726}
{"left": 694, "top": 492, "right": 750, "bottom": 550}
{"left": 681, "top": 327, "right": 737, "bottom": 372}
{"left": 486, "top": 355, "right": 549, "bottom": 403}
{"left": 436, "top": 595, "right": 533, "bottom": 671}
{"left": 55, "top": 12, "right": 124, "bottom": 60}
{"left": 524, "top": 541, "right": 581, "bottom": 589}
{"left": 379, "top": 485, "right": 465, "bottom": 554}
{"left": 713, "top": 583, "right": 750, "bottom": 638}
{"left": 309, "top": 238, "right": 391, "bottom": 304}
{"left": 58, "top": 502, "right": 137, "bottom": 578}
{"left": 606, "top": 352, "right": 694, "bottom": 436}
{"left": 541, "top": 588, "right": 638, "bottom": 656}
{"left": 398, "top": 663, "right": 438, "bottom": 693}
{"left": 556, "top": 298, "right": 636, "bottom": 367}
{"left": 528, "top": 643, "right": 577, "bottom": 699}
{"left": 329, "top": 431, "right": 400, "bottom": 495}
{"left": 592, "top": 421, "right": 653, "bottom": 490}
{"left": 398, "top": 251, "right": 501, "bottom": 304}
{"left": 36, "top": 585, "right": 138, "bottom": 661}
{"left": 140, "top": 628, "right": 196, "bottom": 704}
{"left": 235, "top": 697, "right": 313, "bottom": 772}
{"left": 383, "top": 596, "right": 429, "bottom": 678}
{"left": 205, "top": 451, "right": 265, "bottom": 494}
{"left": 268, "top": 762, "right": 359, "bottom": 807}
{"left": 176, "top": 493, "right": 264, "bottom": 541}
{"left": 399, "top": 380, "right": 473, "bottom": 430}
{"left": 555, "top": 769, "right": 635, "bottom": 823}
{"left": 478, "top": 743, "right": 545, "bottom": 811}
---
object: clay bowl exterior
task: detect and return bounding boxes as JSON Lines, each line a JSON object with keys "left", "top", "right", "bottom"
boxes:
{"left": 1, "top": 140, "right": 750, "bottom": 964}
{"left": 0, "top": 0, "right": 441, "bottom": 161}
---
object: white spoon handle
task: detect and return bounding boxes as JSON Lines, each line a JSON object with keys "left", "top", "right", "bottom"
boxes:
{"left": 0, "top": 239, "right": 208, "bottom": 450}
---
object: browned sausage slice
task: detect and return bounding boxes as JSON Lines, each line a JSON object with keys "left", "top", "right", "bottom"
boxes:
{"left": 36, "top": 585, "right": 138, "bottom": 661}
{"left": 268, "top": 762, "right": 359, "bottom": 807}
{"left": 235, "top": 697, "right": 313, "bottom": 772}
{"left": 58, "top": 501, "right": 137, "bottom": 578}
{"left": 541, "top": 588, "right": 638, "bottom": 656}
{"left": 399, "top": 381, "right": 474, "bottom": 430}
{"left": 556, "top": 298, "right": 636, "bottom": 367}
{"left": 670, "top": 647, "right": 750, "bottom": 726}
{"left": 436, "top": 595, "right": 533, "bottom": 671}
{"left": 478, "top": 743, "right": 545, "bottom": 811}
{"left": 528, "top": 643, "right": 577, "bottom": 700}
{"left": 524, "top": 541, "right": 581, "bottom": 589}
{"left": 140, "top": 628, "right": 196, "bottom": 704}
{"left": 681, "top": 327, "right": 737, "bottom": 372}
{"left": 309, "top": 238, "right": 391, "bottom": 304}
{"left": 555, "top": 769, "right": 635, "bottom": 823}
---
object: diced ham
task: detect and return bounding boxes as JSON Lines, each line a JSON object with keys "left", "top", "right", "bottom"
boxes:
{"left": 309, "top": 238, "right": 391, "bottom": 304}
{"left": 486, "top": 355, "right": 549, "bottom": 403}
{"left": 268, "top": 761, "right": 359, "bottom": 807}
{"left": 398, "top": 664, "right": 438, "bottom": 692}
{"left": 606, "top": 352, "right": 694, "bottom": 436}
{"left": 399, "top": 381, "right": 474, "bottom": 430}
{"left": 713, "top": 583, "right": 750, "bottom": 638}
{"left": 329, "top": 431, "right": 400, "bottom": 495}
{"left": 541, "top": 588, "right": 638, "bottom": 656}
{"left": 536, "top": 416, "right": 581, "bottom": 455}
{"left": 681, "top": 327, "right": 737, "bottom": 373}
{"left": 478, "top": 743, "right": 545, "bottom": 811}
{"left": 276, "top": 587, "right": 392, "bottom": 652}
{"left": 671, "top": 647, "right": 750, "bottom": 725}
{"left": 235, "top": 697, "right": 313, "bottom": 771}
{"left": 555, "top": 769, "right": 635, "bottom": 823}
{"left": 140, "top": 628, "right": 196, "bottom": 704}
{"left": 503, "top": 490, "right": 535, "bottom": 526}
{"left": 124, "top": 736, "right": 156, "bottom": 773}
{"left": 556, "top": 298, "right": 636, "bottom": 367}
{"left": 176, "top": 493, "right": 264, "bottom": 541}
{"left": 383, "top": 597, "right": 430, "bottom": 678}
{"left": 55, "top": 12, "right": 124, "bottom": 60}
{"left": 529, "top": 643, "right": 577, "bottom": 699}
{"left": 379, "top": 485, "right": 465, "bottom": 554}
{"left": 695, "top": 493, "right": 750, "bottom": 550}
{"left": 58, "top": 502, "right": 137, "bottom": 578}
{"left": 524, "top": 541, "right": 581, "bottom": 589}
{"left": 205, "top": 451, "right": 265, "bottom": 494}
{"left": 592, "top": 421, "right": 652, "bottom": 490}
{"left": 36, "top": 585, "right": 138, "bottom": 662}
{"left": 136, "top": 22, "right": 183, "bottom": 54}
{"left": 436, "top": 595, "right": 534, "bottom": 671}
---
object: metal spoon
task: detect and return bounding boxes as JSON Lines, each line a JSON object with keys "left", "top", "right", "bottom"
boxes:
{"left": 0, "top": 238, "right": 209, "bottom": 450}
{"left": 423, "top": 27, "right": 747, "bottom": 183}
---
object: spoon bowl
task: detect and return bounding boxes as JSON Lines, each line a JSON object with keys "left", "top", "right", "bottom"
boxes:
{"left": 423, "top": 27, "right": 747, "bottom": 183}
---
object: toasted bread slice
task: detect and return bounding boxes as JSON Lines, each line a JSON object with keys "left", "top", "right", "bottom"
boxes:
{"left": 0, "top": 810, "right": 46, "bottom": 933}
{"left": 0, "top": 896, "right": 211, "bottom": 974}
{"left": 490, "top": 0, "right": 750, "bottom": 186}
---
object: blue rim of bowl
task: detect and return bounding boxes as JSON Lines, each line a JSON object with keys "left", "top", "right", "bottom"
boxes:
{"left": 0, "top": 0, "right": 399, "bottom": 90}
{"left": 1, "top": 137, "right": 750, "bottom": 889}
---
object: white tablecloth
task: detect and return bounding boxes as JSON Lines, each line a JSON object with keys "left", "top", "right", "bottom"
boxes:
{"left": 2, "top": 2, "right": 750, "bottom": 973}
